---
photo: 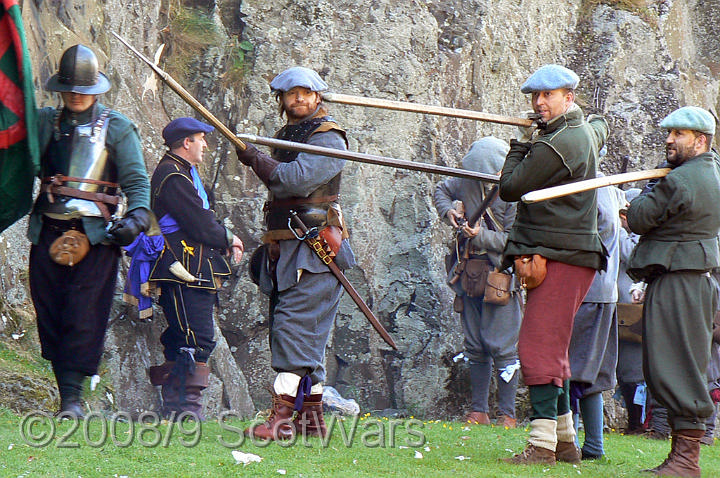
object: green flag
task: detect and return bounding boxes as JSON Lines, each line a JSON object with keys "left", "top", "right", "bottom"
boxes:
{"left": 0, "top": 0, "right": 38, "bottom": 233}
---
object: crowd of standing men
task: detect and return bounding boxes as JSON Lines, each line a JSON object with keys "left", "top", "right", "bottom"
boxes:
{"left": 9, "top": 39, "right": 720, "bottom": 477}
{"left": 435, "top": 64, "right": 720, "bottom": 477}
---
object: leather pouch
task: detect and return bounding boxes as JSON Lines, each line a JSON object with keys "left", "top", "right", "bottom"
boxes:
{"left": 484, "top": 269, "right": 513, "bottom": 306}
{"left": 460, "top": 258, "right": 492, "bottom": 298}
{"left": 513, "top": 254, "right": 547, "bottom": 290}
{"left": 49, "top": 230, "right": 90, "bottom": 267}
{"left": 617, "top": 303, "right": 644, "bottom": 344}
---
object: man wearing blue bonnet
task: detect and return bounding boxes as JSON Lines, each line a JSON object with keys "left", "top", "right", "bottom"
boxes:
{"left": 146, "top": 117, "right": 243, "bottom": 420}
{"left": 627, "top": 106, "right": 720, "bottom": 477}
{"left": 499, "top": 63, "right": 608, "bottom": 465}
{"left": 236, "top": 66, "right": 355, "bottom": 440}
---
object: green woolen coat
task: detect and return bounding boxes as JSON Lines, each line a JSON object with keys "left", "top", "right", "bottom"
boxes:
{"left": 627, "top": 151, "right": 720, "bottom": 430}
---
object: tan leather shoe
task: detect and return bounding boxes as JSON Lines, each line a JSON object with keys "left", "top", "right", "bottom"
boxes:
{"left": 496, "top": 415, "right": 517, "bottom": 429}
{"left": 501, "top": 444, "right": 556, "bottom": 465}
{"left": 555, "top": 441, "right": 581, "bottom": 464}
{"left": 465, "top": 411, "right": 491, "bottom": 425}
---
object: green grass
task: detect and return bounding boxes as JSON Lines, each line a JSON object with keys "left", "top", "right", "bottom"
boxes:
{"left": 0, "top": 409, "right": 718, "bottom": 477}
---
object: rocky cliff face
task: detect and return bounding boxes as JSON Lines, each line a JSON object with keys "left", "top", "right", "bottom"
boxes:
{"left": 1, "top": 0, "right": 718, "bottom": 421}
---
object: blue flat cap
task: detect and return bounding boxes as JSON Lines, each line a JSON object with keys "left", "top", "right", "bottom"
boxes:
{"left": 520, "top": 64, "right": 579, "bottom": 94}
{"left": 270, "top": 67, "right": 328, "bottom": 93}
{"left": 162, "top": 117, "right": 214, "bottom": 146}
{"left": 660, "top": 106, "right": 716, "bottom": 135}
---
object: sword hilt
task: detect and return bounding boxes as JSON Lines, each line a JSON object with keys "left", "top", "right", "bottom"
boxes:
{"left": 288, "top": 210, "right": 319, "bottom": 240}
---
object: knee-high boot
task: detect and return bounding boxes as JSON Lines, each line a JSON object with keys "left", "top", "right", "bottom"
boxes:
{"left": 149, "top": 361, "right": 181, "bottom": 417}
{"left": 53, "top": 365, "right": 86, "bottom": 418}
{"left": 182, "top": 362, "right": 209, "bottom": 420}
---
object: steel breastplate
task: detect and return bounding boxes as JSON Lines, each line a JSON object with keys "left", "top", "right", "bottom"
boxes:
{"left": 35, "top": 108, "right": 115, "bottom": 218}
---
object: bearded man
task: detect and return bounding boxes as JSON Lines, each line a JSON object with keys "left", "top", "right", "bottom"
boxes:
{"left": 236, "top": 67, "right": 355, "bottom": 440}
{"left": 627, "top": 106, "right": 720, "bottom": 477}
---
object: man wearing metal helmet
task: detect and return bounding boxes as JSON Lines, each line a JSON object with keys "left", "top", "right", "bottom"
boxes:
{"left": 499, "top": 64, "right": 608, "bottom": 465}
{"left": 236, "top": 66, "right": 355, "bottom": 440}
{"left": 27, "top": 44, "right": 151, "bottom": 418}
{"left": 627, "top": 106, "right": 720, "bottom": 477}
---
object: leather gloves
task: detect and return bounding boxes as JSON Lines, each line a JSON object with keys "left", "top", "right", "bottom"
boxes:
{"left": 516, "top": 110, "right": 538, "bottom": 142}
{"left": 106, "top": 207, "right": 151, "bottom": 246}
{"left": 236, "top": 143, "right": 280, "bottom": 184}
{"left": 509, "top": 139, "right": 532, "bottom": 154}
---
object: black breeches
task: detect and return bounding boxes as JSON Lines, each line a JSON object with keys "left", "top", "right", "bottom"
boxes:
{"left": 29, "top": 224, "right": 119, "bottom": 375}
{"left": 158, "top": 283, "right": 217, "bottom": 363}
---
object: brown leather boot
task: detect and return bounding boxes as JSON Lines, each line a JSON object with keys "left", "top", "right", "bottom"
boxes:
{"left": 294, "top": 393, "right": 327, "bottom": 438}
{"left": 244, "top": 393, "right": 296, "bottom": 440}
{"left": 496, "top": 415, "right": 517, "bottom": 429}
{"left": 555, "top": 441, "right": 582, "bottom": 464}
{"left": 149, "top": 362, "right": 181, "bottom": 417}
{"left": 181, "top": 362, "right": 209, "bottom": 420}
{"left": 501, "top": 444, "right": 556, "bottom": 465}
{"left": 465, "top": 411, "right": 491, "bottom": 425}
{"left": 645, "top": 429, "right": 703, "bottom": 477}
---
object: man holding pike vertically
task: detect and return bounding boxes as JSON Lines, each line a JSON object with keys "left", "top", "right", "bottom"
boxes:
{"left": 499, "top": 64, "right": 608, "bottom": 465}
{"left": 235, "top": 67, "right": 355, "bottom": 440}
{"left": 627, "top": 106, "right": 720, "bottom": 477}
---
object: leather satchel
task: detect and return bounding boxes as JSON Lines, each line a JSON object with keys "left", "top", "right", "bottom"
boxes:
{"left": 49, "top": 230, "right": 90, "bottom": 267}
{"left": 513, "top": 254, "right": 547, "bottom": 290}
{"left": 460, "top": 257, "right": 492, "bottom": 298}
{"left": 617, "top": 303, "right": 644, "bottom": 344}
{"left": 484, "top": 269, "right": 513, "bottom": 306}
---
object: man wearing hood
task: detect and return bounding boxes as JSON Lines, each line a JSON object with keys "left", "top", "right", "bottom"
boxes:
{"left": 235, "top": 67, "right": 355, "bottom": 440}
{"left": 434, "top": 137, "right": 522, "bottom": 428}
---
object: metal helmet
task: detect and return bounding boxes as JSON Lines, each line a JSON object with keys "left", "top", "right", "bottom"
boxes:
{"left": 45, "top": 44, "right": 111, "bottom": 95}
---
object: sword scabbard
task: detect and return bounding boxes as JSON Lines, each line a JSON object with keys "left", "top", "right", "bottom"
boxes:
{"left": 289, "top": 211, "right": 398, "bottom": 350}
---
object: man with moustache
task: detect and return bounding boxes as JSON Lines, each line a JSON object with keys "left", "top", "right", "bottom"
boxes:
{"left": 627, "top": 106, "right": 720, "bottom": 477}
{"left": 147, "top": 118, "right": 243, "bottom": 419}
{"left": 235, "top": 67, "right": 355, "bottom": 440}
{"left": 499, "top": 64, "right": 608, "bottom": 465}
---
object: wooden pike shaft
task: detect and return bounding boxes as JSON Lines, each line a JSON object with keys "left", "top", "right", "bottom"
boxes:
{"left": 521, "top": 168, "right": 671, "bottom": 204}
{"left": 324, "top": 92, "right": 534, "bottom": 127}
{"left": 111, "top": 31, "right": 247, "bottom": 151}
{"left": 238, "top": 134, "right": 500, "bottom": 183}
{"left": 114, "top": 32, "right": 499, "bottom": 182}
